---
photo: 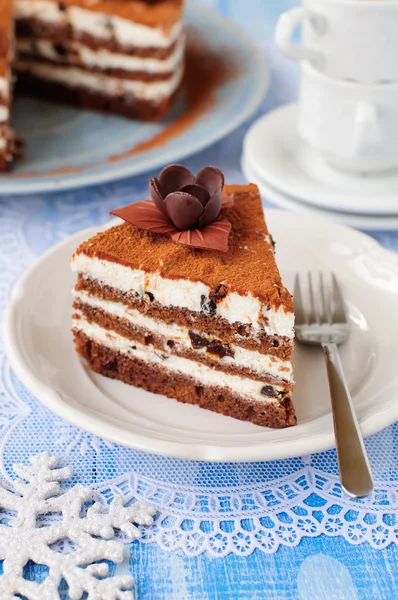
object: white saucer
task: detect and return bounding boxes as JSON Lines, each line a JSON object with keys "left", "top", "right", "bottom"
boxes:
{"left": 243, "top": 103, "right": 398, "bottom": 216}
{"left": 5, "top": 212, "right": 398, "bottom": 462}
{"left": 242, "top": 155, "right": 398, "bottom": 231}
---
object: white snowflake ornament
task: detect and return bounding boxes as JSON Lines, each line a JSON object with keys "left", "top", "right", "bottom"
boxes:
{"left": 0, "top": 451, "right": 155, "bottom": 600}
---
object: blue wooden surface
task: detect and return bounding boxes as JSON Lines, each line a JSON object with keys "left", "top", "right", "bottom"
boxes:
{"left": 131, "top": 538, "right": 398, "bottom": 599}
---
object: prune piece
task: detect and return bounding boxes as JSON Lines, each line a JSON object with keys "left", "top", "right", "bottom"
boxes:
{"left": 210, "top": 283, "right": 228, "bottom": 303}
{"left": 103, "top": 360, "right": 118, "bottom": 372}
{"left": 261, "top": 385, "right": 280, "bottom": 398}
{"left": 53, "top": 43, "right": 67, "bottom": 56}
{"left": 206, "top": 341, "right": 234, "bottom": 359}
{"left": 200, "top": 295, "right": 217, "bottom": 317}
{"left": 103, "top": 16, "right": 114, "bottom": 33}
{"left": 189, "top": 331, "right": 208, "bottom": 349}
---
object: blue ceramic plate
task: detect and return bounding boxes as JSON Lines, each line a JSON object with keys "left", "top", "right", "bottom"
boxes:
{"left": 1, "top": 4, "right": 268, "bottom": 194}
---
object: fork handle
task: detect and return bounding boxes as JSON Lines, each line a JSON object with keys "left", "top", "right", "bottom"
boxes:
{"left": 322, "top": 342, "right": 373, "bottom": 498}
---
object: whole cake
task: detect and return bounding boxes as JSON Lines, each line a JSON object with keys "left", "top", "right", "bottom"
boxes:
{"left": 71, "top": 165, "right": 296, "bottom": 428}
{"left": 1, "top": 0, "right": 185, "bottom": 169}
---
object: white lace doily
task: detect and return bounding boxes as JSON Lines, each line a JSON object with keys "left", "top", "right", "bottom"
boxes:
{"left": 1, "top": 45, "right": 398, "bottom": 557}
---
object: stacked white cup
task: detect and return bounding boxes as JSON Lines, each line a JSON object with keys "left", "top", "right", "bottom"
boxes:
{"left": 275, "top": 0, "right": 398, "bottom": 173}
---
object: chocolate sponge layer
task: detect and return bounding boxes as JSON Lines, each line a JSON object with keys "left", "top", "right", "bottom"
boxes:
{"left": 74, "top": 330, "right": 297, "bottom": 429}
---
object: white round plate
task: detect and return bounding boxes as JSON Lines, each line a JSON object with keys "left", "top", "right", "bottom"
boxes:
{"left": 242, "top": 154, "right": 398, "bottom": 231}
{"left": 4, "top": 212, "right": 398, "bottom": 461}
{"left": 243, "top": 103, "right": 398, "bottom": 216}
{"left": 0, "top": 4, "right": 268, "bottom": 195}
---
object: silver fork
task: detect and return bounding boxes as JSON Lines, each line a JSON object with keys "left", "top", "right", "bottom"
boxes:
{"left": 294, "top": 272, "right": 373, "bottom": 498}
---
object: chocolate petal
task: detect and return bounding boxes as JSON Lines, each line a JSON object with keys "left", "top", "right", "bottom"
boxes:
{"left": 110, "top": 201, "right": 175, "bottom": 234}
{"left": 164, "top": 192, "right": 204, "bottom": 230}
{"left": 158, "top": 164, "right": 194, "bottom": 197}
{"left": 198, "top": 189, "right": 222, "bottom": 228}
{"left": 149, "top": 177, "right": 168, "bottom": 216}
{"left": 179, "top": 184, "right": 210, "bottom": 206}
{"left": 195, "top": 166, "right": 224, "bottom": 197}
{"left": 170, "top": 217, "right": 232, "bottom": 252}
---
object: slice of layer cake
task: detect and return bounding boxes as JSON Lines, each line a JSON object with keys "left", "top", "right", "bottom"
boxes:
{"left": 71, "top": 166, "right": 296, "bottom": 428}
{"left": 13, "top": 0, "right": 185, "bottom": 121}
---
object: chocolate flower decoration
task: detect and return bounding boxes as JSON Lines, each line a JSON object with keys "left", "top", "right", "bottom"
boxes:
{"left": 110, "top": 165, "right": 234, "bottom": 252}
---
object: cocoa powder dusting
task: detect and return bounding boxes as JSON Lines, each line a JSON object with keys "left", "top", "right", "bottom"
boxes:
{"left": 108, "top": 30, "right": 235, "bottom": 161}
{"left": 75, "top": 184, "right": 295, "bottom": 313}
{"left": 12, "top": 162, "right": 98, "bottom": 178}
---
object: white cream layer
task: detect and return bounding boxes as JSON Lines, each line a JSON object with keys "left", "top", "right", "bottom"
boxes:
{"left": 0, "top": 106, "right": 9, "bottom": 123}
{"left": 16, "top": 59, "right": 183, "bottom": 101}
{"left": 73, "top": 316, "right": 285, "bottom": 404}
{"left": 17, "top": 36, "right": 185, "bottom": 74}
{"left": 0, "top": 77, "right": 9, "bottom": 100}
{"left": 73, "top": 290, "right": 293, "bottom": 381}
{"left": 71, "top": 255, "right": 295, "bottom": 338}
{"left": 14, "top": 1, "right": 183, "bottom": 49}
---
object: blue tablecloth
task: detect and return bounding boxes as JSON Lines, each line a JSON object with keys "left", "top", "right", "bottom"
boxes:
{"left": 2, "top": 1, "right": 398, "bottom": 598}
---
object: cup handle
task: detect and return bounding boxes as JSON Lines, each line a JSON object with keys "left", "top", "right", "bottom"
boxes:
{"left": 353, "top": 103, "right": 381, "bottom": 156}
{"left": 275, "top": 7, "right": 326, "bottom": 63}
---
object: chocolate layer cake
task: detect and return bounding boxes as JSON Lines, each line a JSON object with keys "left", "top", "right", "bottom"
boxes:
{"left": 71, "top": 167, "right": 296, "bottom": 428}
{"left": 0, "top": 1, "right": 20, "bottom": 170}
{"left": 14, "top": 0, "right": 185, "bottom": 121}
{"left": 0, "top": 0, "right": 185, "bottom": 170}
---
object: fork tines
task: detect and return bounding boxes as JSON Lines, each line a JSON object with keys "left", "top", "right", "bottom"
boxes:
{"left": 294, "top": 272, "right": 347, "bottom": 326}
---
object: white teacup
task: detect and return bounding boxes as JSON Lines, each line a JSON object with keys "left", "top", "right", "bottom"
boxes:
{"left": 275, "top": 0, "right": 398, "bottom": 83}
{"left": 298, "top": 62, "right": 398, "bottom": 173}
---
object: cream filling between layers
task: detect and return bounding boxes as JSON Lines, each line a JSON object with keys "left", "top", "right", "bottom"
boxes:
{"left": 0, "top": 106, "right": 9, "bottom": 123}
{"left": 72, "top": 317, "right": 286, "bottom": 404}
{"left": 0, "top": 77, "right": 9, "bottom": 101}
{"left": 17, "top": 36, "right": 185, "bottom": 74}
{"left": 73, "top": 291, "right": 293, "bottom": 380}
{"left": 71, "top": 255, "right": 295, "bottom": 338}
{"left": 15, "top": 60, "right": 184, "bottom": 100}
{"left": 14, "top": 1, "right": 183, "bottom": 49}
